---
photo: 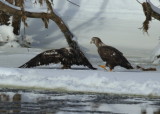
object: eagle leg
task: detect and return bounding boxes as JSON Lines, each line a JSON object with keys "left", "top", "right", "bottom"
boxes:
{"left": 99, "top": 65, "right": 113, "bottom": 72}
{"left": 98, "top": 65, "right": 108, "bottom": 70}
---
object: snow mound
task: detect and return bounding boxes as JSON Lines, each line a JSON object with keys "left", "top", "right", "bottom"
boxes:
{"left": 0, "top": 67, "right": 160, "bottom": 96}
{"left": 0, "top": 25, "right": 20, "bottom": 47}
{"left": 0, "top": 25, "right": 16, "bottom": 42}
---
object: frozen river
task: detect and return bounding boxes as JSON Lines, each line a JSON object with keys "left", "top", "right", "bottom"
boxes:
{"left": 0, "top": 89, "right": 160, "bottom": 114}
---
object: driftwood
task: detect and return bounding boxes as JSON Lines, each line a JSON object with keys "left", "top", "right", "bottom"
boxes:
{"left": 136, "top": 65, "right": 156, "bottom": 71}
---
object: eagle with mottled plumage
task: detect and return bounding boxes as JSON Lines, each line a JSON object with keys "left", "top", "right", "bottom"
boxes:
{"left": 90, "top": 37, "right": 133, "bottom": 71}
{"left": 19, "top": 47, "right": 96, "bottom": 70}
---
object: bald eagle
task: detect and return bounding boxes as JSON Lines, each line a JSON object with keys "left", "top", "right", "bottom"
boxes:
{"left": 19, "top": 47, "right": 96, "bottom": 70}
{"left": 90, "top": 37, "right": 133, "bottom": 71}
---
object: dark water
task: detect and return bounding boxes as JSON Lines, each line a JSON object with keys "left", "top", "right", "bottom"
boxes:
{"left": 0, "top": 89, "right": 160, "bottom": 114}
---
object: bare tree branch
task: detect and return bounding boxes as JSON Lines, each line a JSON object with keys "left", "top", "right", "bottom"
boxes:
{"left": 0, "top": 1, "right": 75, "bottom": 46}
{"left": 67, "top": 0, "right": 80, "bottom": 7}
{"left": 136, "top": 0, "right": 142, "bottom": 5}
{"left": 0, "top": 0, "right": 96, "bottom": 69}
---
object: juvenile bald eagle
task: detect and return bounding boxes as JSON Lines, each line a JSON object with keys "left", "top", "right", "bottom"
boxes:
{"left": 90, "top": 37, "right": 133, "bottom": 71}
{"left": 19, "top": 47, "right": 96, "bottom": 70}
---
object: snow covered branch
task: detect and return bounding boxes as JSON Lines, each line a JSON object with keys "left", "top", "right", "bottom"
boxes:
{"left": 139, "top": 0, "right": 160, "bottom": 33}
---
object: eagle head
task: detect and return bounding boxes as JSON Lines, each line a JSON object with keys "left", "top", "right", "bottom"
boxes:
{"left": 90, "top": 37, "right": 105, "bottom": 48}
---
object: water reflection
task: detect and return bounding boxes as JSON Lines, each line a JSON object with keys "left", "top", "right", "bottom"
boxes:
{"left": 141, "top": 109, "right": 160, "bottom": 114}
{"left": 154, "top": 109, "right": 160, "bottom": 114}
{"left": 0, "top": 89, "right": 160, "bottom": 114}
{"left": 0, "top": 93, "right": 21, "bottom": 113}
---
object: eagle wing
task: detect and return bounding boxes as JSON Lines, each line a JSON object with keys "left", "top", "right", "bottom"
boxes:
{"left": 98, "top": 46, "right": 122, "bottom": 61}
{"left": 19, "top": 49, "right": 66, "bottom": 68}
{"left": 98, "top": 46, "right": 133, "bottom": 69}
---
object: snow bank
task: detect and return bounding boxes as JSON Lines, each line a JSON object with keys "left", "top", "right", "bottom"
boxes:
{"left": 0, "top": 67, "right": 160, "bottom": 96}
{"left": 0, "top": 25, "right": 21, "bottom": 47}
{"left": 0, "top": 25, "right": 16, "bottom": 42}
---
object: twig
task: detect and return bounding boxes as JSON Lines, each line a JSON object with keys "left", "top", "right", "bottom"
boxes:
{"left": 136, "top": 0, "right": 142, "bottom": 4}
{"left": 67, "top": 0, "right": 80, "bottom": 7}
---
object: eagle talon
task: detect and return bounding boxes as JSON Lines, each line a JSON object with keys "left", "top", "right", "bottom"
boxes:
{"left": 98, "top": 65, "right": 107, "bottom": 70}
{"left": 98, "top": 65, "right": 113, "bottom": 72}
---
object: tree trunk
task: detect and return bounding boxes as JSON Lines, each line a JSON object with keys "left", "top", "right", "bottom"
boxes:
{"left": 0, "top": 11, "right": 10, "bottom": 25}
{"left": 0, "top": 0, "right": 22, "bottom": 35}
{"left": 0, "top": 0, "right": 13, "bottom": 26}
{"left": 12, "top": 0, "right": 23, "bottom": 35}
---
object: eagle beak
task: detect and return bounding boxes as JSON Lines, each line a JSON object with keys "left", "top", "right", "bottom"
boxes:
{"left": 90, "top": 40, "right": 94, "bottom": 44}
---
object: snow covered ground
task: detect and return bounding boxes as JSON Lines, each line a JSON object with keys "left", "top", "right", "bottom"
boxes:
{"left": 0, "top": 47, "right": 160, "bottom": 97}
{"left": 0, "top": 0, "right": 160, "bottom": 97}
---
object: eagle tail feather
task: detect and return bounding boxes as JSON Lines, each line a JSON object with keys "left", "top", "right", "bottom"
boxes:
{"left": 121, "top": 56, "right": 133, "bottom": 69}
